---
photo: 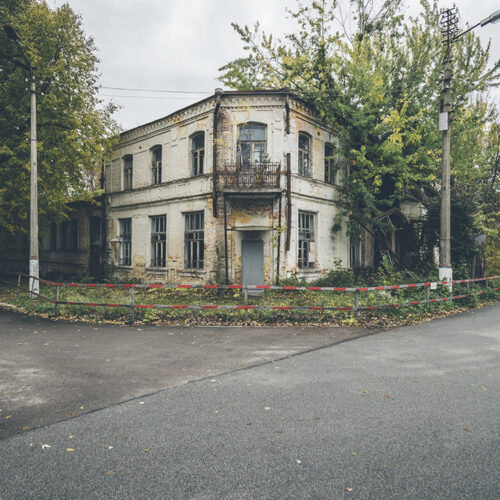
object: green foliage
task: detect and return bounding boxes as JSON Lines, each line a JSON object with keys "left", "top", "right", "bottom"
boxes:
{"left": 0, "top": 0, "right": 119, "bottom": 242}
{"left": 219, "top": 0, "right": 500, "bottom": 264}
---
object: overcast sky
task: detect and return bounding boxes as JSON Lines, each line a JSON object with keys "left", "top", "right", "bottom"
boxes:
{"left": 51, "top": 0, "right": 499, "bottom": 131}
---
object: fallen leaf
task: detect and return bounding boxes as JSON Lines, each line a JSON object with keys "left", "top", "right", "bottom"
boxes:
{"left": 66, "top": 448, "right": 75, "bottom": 452}
{"left": 107, "top": 469, "right": 116, "bottom": 476}
{"left": 264, "top": 407, "right": 271, "bottom": 411}
{"left": 346, "top": 487, "right": 353, "bottom": 493}
{"left": 139, "top": 401, "right": 145, "bottom": 405}
{"left": 296, "top": 459, "right": 301, "bottom": 464}
{"left": 441, "top": 383, "right": 447, "bottom": 386}
{"left": 108, "top": 446, "right": 113, "bottom": 450}
{"left": 261, "top": 378, "right": 269, "bottom": 382}
{"left": 5, "top": 415, "right": 12, "bottom": 419}
{"left": 68, "top": 435, "right": 74, "bottom": 439}
{"left": 41, "top": 444, "right": 51, "bottom": 449}
{"left": 210, "top": 379, "right": 216, "bottom": 382}
{"left": 144, "top": 449, "right": 149, "bottom": 452}
{"left": 351, "top": 451, "right": 357, "bottom": 455}
{"left": 385, "top": 395, "right": 394, "bottom": 399}
{"left": 22, "top": 425, "right": 29, "bottom": 431}
{"left": 79, "top": 406, "right": 84, "bottom": 410}
{"left": 42, "top": 343, "right": 49, "bottom": 346}
{"left": 463, "top": 428, "right": 471, "bottom": 433}
{"left": 312, "top": 417, "right": 320, "bottom": 421}
{"left": 481, "top": 387, "right": 487, "bottom": 391}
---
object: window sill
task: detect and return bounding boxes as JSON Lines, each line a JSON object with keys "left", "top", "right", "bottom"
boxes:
{"left": 179, "top": 270, "right": 205, "bottom": 277}
{"left": 296, "top": 268, "right": 319, "bottom": 274}
{"left": 146, "top": 268, "right": 167, "bottom": 274}
{"left": 115, "top": 265, "right": 132, "bottom": 269}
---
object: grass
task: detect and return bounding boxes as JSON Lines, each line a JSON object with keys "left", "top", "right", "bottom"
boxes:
{"left": 1, "top": 274, "right": 498, "bottom": 328}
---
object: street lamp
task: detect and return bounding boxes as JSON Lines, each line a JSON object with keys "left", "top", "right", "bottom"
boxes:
{"left": 438, "top": 7, "right": 500, "bottom": 286}
{"left": 3, "top": 23, "right": 39, "bottom": 297}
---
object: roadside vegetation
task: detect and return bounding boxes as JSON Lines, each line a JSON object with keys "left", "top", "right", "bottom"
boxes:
{"left": 1, "top": 265, "right": 498, "bottom": 328}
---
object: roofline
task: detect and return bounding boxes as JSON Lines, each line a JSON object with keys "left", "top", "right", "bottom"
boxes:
{"left": 118, "top": 88, "right": 306, "bottom": 138}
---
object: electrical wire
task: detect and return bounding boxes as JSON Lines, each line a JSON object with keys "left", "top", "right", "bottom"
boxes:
{"left": 101, "top": 86, "right": 211, "bottom": 94}
{"left": 100, "top": 94, "right": 206, "bottom": 100}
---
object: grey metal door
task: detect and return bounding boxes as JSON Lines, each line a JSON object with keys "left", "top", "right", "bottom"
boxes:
{"left": 242, "top": 240, "right": 264, "bottom": 286}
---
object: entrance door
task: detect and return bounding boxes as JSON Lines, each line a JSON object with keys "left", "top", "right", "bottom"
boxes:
{"left": 242, "top": 240, "right": 264, "bottom": 287}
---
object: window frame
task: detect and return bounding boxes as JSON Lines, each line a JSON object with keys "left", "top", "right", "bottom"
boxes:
{"left": 298, "top": 211, "right": 315, "bottom": 269}
{"left": 191, "top": 132, "right": 205, "bottom": 176}
{"left": 184, "top": 211, "right": 204, "bottom": 269}
{"left": 119, "top": 218, "right": 132, "bottom": 266}
{"left": 150, "top": 215, "right": 167, "bottom": 268}
{"left": 123, "top": 154, "right": 133, "bottom": 191}
{"left": 324, "top": 142, "right": 336, "bottom": 184}
{"left": 298, "top": 133, "right": 311, "bottom": 177}
{"left": 237, "top": 122, "right": 267, "bottom": 166}
{"left": 151, "top": 147, "right": 162, "bottom": 185}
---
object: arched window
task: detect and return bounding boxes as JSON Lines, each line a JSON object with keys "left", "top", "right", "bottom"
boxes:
{"left": 191, "top": 132, "right": 205, "bottom": 176}
{"left": 324, "top": 142, "right": 335, "bottom": 184}
{"left": 298, "top": 133, "right": 310, "bottom": 177}
{"left": 151, "top": 146, "right": 162, "bottom": 185}
{"left": 123, "top": 154, "right": 133, "bottom": 190}
{"left": 238, "top": 123, "right": 267, "bottom": 166}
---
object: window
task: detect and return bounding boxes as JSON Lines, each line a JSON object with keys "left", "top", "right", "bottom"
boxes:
{"left": 69, "top": 220, "right": 78, "bottom": 250}
{"left": 50, "top": 222, "right": 57, "bottom": 250}
{"left": 298, "top": 211, "right": 315, "bottom": 268}
{"left": 350, "top": 238, "right": 363, "bottom": 268}
{"left": 59, "top": 222, "right": 67, "bottom": 250}
{"left": 150, "top": 215, "right": 166, "bottom": 267}
{"left": 119, "top": 218, "right": 131, "bottom": 266}
{"left": 298, "top": 133, "right": 311, "bottom": 177}
{"left": 324, "top": 142, "right": 336, "bottom": 184}
{"left": 123, "top": 155, "right": 133, "bottom": 190}
{"left": 238, "top": 123, "right": 266, "bottom": 166}
{"left": 184, "top": 211, "right": 204, "bottom": 269}
{"left": 191, "top": 133, "right": 204, "bottom": 176}
{"left": 151, "top": 147, "right": 162, "bottom": 185}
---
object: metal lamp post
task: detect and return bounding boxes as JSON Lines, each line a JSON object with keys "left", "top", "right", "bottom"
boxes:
{"left": 3, "top": 23, "right": 39, "bottom": 296}
{"left": 438, "top": 7, "right": 500, "bottom": 286}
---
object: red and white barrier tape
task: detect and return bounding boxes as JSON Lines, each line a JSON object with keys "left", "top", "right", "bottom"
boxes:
{"left": 28, "top": 287, "right": 500, "bottom": 312}
{"left": 9, "top": 272, "right": 500, "bottom": 293}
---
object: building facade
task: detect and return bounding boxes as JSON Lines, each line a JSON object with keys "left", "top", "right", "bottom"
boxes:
{"left": 104, "top": 89, "right": 354, "bottom": 285}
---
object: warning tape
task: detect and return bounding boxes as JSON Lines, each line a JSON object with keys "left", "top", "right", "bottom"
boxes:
{"left": 9, "top": 272, "right": 500, "bottom": 294}
{"left": 28, "top": 287, "right": 500, "bottom": 312}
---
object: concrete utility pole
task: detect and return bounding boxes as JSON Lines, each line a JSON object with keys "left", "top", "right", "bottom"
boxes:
{"left": 438, "top": 6, "right": 500, "bottom": 286}
{"left": 3, "top": 24, "right": 39, "bottom": 296}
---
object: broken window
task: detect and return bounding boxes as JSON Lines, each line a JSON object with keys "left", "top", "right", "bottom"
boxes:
{"left": 238, "top": 123, "right": 267, "bottom": 166}
{"left": 298, "top": 133, "right": 311, "bottom": 177}
{"left": 298, "top": 211, "right": 315, "bottom": 268}
{"left": 123, "top": 155, "right": 133, "bottom": 190}
{"left": 324, "top": 142, "right": 336, "bottom": 184}
{"left": 69, "top": 220, "right": 78, "bottom": 250}
{"left": 350, "top": 237, "right": 364, "bottom": 268}
{"left": 150, "top": 215, "right": 166, "bottom": 268}
{"left": 50, "top": 222, "right": 57, "bottom": 250}
{"left": 184, "top": 211, "right": 204, "bottom": 269}
{"left": 191, "top": 133, "right": 204, "bottom": 176}
{"left": 119, "top": 218, "right": 131, "bottom": 266}
{"left": 151, "top": 147, "right": 162, "bottom": 185}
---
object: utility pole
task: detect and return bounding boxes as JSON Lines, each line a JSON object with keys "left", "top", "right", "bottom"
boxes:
{"left": 437, "top": 7, "right": 500, "bottom": 286}
{"left": 29, "top": 70, "right": 39, "bottom": 296}
{"left": 438, "top": 6, "right": 459, "bottom": 286}
{"left": 3, "top": 24, "right": 39, "bottom": 296}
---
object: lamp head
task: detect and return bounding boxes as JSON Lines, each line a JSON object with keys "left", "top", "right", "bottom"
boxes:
{"left": 480, "top": 9, "right": 500, "bottom": 26}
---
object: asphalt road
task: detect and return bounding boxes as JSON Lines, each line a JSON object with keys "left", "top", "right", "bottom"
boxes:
{"left": 0, "top": 310, "right": 369, "bottom": 439}
{"left": 1, "top": 304, "right": 499, "bottom": 499}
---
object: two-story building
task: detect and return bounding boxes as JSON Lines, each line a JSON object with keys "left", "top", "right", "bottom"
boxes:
{"left": 104, "top": 88, "right": 358, "bottom": 285}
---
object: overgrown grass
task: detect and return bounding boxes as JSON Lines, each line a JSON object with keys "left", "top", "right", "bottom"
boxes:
{"left": 1, "top": 272, "right": 498, "bottom": 327}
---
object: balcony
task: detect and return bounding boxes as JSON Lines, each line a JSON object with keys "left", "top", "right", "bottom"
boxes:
{"left": 219, "top": 162, "right": 281, "bottom": 199}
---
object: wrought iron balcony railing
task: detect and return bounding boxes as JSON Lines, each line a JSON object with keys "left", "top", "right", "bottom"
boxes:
{"left": 219, "top": 162, "right": 280, "bottom": 189}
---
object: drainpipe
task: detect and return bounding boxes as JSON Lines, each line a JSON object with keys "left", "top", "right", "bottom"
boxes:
{"left": 286, "top": 153, "right": 291, "bottom": 251}
{"left": 212, "top": 89, "right": 223, "bottom": 218}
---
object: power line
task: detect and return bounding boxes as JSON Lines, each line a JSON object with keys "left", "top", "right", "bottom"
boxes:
{"left": 101, "top": 86, "right": 212, "bottom": 94}
{"left": 101, "top": 94, "right": 206, "bottom": 100}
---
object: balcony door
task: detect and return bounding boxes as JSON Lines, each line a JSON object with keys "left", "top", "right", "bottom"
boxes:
{"left": 242, "top": 240, "right": 264, "bottom": 287}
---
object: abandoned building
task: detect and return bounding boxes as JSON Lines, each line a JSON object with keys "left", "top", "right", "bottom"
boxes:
{"left": 3, "top": 88, "right": 420, "bottom": 284}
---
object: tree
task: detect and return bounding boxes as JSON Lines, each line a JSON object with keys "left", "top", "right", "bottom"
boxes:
{"left": 0, "top": 0, "right": 118, "bottom": 243}
{"left": 219, "top": 0, "right": 500, "bottom": 270}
